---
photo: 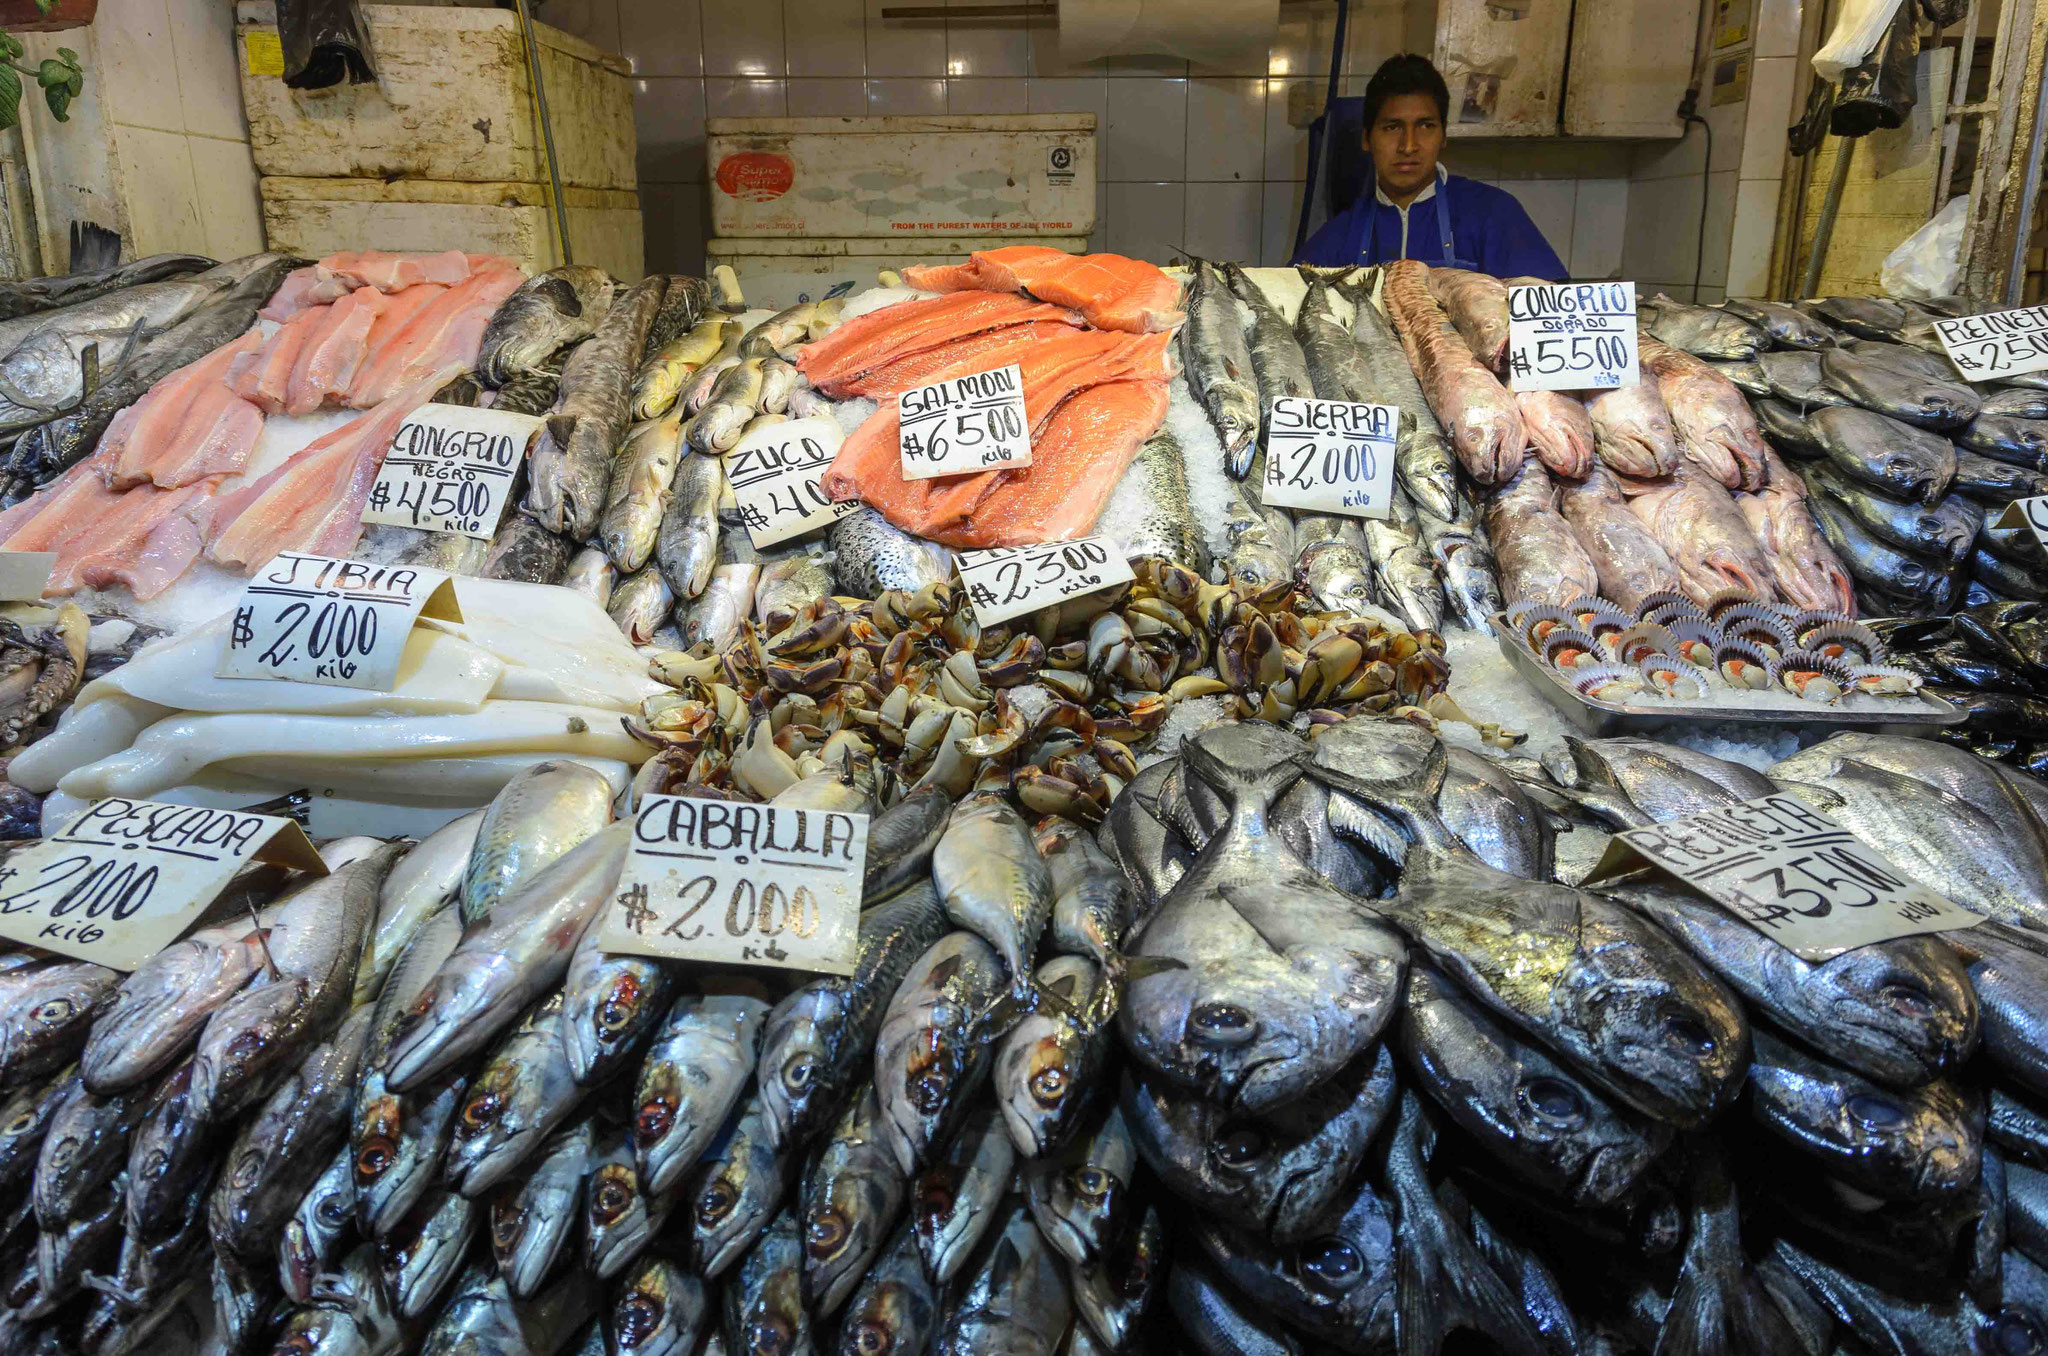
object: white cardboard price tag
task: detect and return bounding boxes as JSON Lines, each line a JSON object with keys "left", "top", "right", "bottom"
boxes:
{"left": 1588, "top": 792, "right": 1978, "bottom": 961}
{"left": 1261, "top": 396, "right": 1398, "bottom": 517}
{"left": 1995, "top": 495, "right": 2048, "bottom": 552}
{"left": 361, "top": 402, "right": 540, "bottom": 540}
{"left": 724, "top": 414, "right": 859, "bottom": 549}
{"left": 956, "top": 536, "right": 1135, "bottom": 628}
{"left": 217, "top": 553, "right": 463, "bottom": 691}
{"left": 1931, "top": 304, "right": 2048, "bottom": 382}
{"left": 0, "top": 552, "right": 54, "bottom": 601}
{"left": 898, "top": 363, "right": 1032, "bottom": 480}
{"left": 1507, "top": 282, "right": 1640, "bottom": 392}
{"left": 0, "top": 797, "right": 325, "bottom": 969}
{"left": 599, "top": 793, "right": 865, "bottom": 975}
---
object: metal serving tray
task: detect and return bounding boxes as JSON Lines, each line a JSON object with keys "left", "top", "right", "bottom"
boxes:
{"left": 1493, "top": 617, "right": 1967, "bottom": 738}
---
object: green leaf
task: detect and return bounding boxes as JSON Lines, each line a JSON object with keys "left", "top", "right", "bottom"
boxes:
{"left": 42, "top": 82, "right": 67, "bottom": 121}
{"left": 30, "top": 0, "right": 53, "bottom": 15}
{"left": 55, "top": 47, "right": 75, "bottom": 62}
{"left": 0, "top": 34, "right": 24, "bottom": 61}
{"left": 0, "top": 65, "right": 22, "bottom": 133}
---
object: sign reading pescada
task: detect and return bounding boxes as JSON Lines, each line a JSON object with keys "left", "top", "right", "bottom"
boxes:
{"left": 600, "top": 793, "right": 866, "bottom": 975}
{"left": 217, "top": 553, "right": 463, "bottom": 691}
{"left": 0, "top": 797, "right": 325, "bottom": 969}
{"left": 1507, "top": 281, "right": 1640, "bottom": 392}
{"left": 1588, "top": 792, "right": 1977, "bottom": 961}
{"left": 1261, "top": 396, "right": 1398, "bottom": 517}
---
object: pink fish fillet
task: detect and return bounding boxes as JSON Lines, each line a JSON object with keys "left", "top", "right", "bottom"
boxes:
{"left": 318, "top": 249, "right": 473, "bottom": 292}
{"left": 207, "top": 369, "right": 459, "bottom": 570}
{"left": 231, "top": 307, "right": 326, "bottom": 414}
{"left": 345, "top": 267, "right": 524, "bottom": 408}
{"left": 150, "top": 380, "right": 266, "bottom": 488}
{"left": 286, "top": 286, "right": 390, "bottom": 415}
{"left": 46, "top": 481, "right": 215, "bottom": 595}
{"left": 0, "top": 450, "right": 123, "bottom": 553}
{"left": 260, "top": 266, "right": 354, "bottom": 323}
{"left": 113, "top": 333, "right": 266, "bottom": 488}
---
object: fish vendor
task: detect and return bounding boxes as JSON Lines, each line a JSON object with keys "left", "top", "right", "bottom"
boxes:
{"left": 1295, "top": 54, "right": 1568, "bottom": 279}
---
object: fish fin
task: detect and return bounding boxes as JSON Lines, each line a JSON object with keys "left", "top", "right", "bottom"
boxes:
{"left": 972, "top": 989, "right": 1034, "bottom": 1045}
{"left": 1030, "top": 976, "right": 1084, "bottom": 1026}
{"left": 546, "top": 414, "right": 576, "bottom": 448}
{"left": 1121, "top": 954, "right": 1188, "bottom": 982}
{"left": 1391, "top": 1190, "right": 1547, "bottom": 1356}
{"left": 1769, "top": 777, "right": 1845, "bottom": 814}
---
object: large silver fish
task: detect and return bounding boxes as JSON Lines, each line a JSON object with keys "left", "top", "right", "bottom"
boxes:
{"left": 601, "top": 410, "right": 688, "bottom": 573}
{"left": 440, "top": 989, "right": 586, "bottom": 1197}
{"left": 656, "top": 451, "right": 724, "bottom": 602}
{"left": 525, "top": 274, "right": 662, "bottom": 539}
{"left": 635, "top": 993, "right": 768, "bottom": 1194}
{"left": 1180, "top": 260, "right": 1261, "bottom": 479}
{"left": 459, "top": 759, "right": 615, "bottom": 929}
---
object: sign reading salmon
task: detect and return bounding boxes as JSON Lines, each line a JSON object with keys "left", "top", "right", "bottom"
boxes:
{"left": 362, "top": 402, "right": 540, "bottom": 540}
{"left": 1589, "top": 793, "right": 1978, "bottom": 960}
{"left": 1931, "top": 303, "right": 2048, "bottom": 381}
{"left": 0, "top": 797, "right": 324, "bottom": 969}
{"left": 218, "top": 553, "right": 462, "bottom": 691}
{"left": 1507, "top": 282, "right": 1640, "bottom": 392}
{"left": 897, "top": 363, "right": 1032, "bottom": 481}
{"left": 601, "top": 793, "right": 864, "bottom": 975}
{"left": 1261, "top": 397, "right": 1398, "bottom": 517}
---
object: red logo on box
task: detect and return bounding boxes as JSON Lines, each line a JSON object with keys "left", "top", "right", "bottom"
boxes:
{"left": 716, "top": 152, "right": 794, "bottom": 203}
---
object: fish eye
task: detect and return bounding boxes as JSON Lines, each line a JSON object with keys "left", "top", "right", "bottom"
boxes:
{"left": 782, "top": 1054, "right": 817, "bottom": 1093}
{"left": 1028, "top": 1065, "right": 1069, "bottom": 1107}
{"left": 806, "top": 1208, "right": 849, "bottom": 1256}
{"left": 459, "top": 1092, "right": 504, "bottom": 1133}
{"left": 1985, "top": 1311, "right": 2047, "bottom": 1356}
{"left": 1299, "top": 1239, "right": 1364, "bottom": 1293}
{"left": 1880, "top": 983, "right": 1934, "bottom": 1018}
{"left": 1660, "top": 1015, "right": 1717, "bottom": 1060}
{"left": 635, "top": 1099, "right": 674, "bottom": 1143}
{"left": 593, "top": 1172, "right": 636, "bottom": 1222}
{"left": 747, "top": 1318, "right": 794, "bottom": 1356}
{"left": 1847, "top": 1093, "right": 1907, "bottom": 1128}
{"left": 912, "top": 1073, "right": 948, "bottom": 1113}
{"left": 356, "top": 1140, "right": 395, "bottom": 1180}
{"left": 1071, "top": 1167, "right": 1112, "bottom": 1199}
{"left": 853, "top": 1320, "right": 895, "bottom": 1356}
{"left": 597, "top": 993, "right": 636, "bottom": 1035}
{"left": 491, "top": 1207, "right": 525, "bottom": 1249}
{"left": 29, "top": 998, "right": 72, "bottom": 1025}
{"left": 4, "top": 1113, "right": 32, "bottom": 1133}
{"left": 1212, "top": 1128, "right": 1268, "bottom": 1170}
{"left": 616, "top": 1293, "right": 663, "bottom": 1346}
{"left": 1517, "top": 1077, "right": 1588, "bottom": 1128}
{"left": 1190, "top": 1003, "right": 1253, "bottom": 1037}
{"left": 697, "top": 1178, "right": 739, "bottom": 1225}
{"left": 316, "top": 1193, "right": 350, "bottom": 1227}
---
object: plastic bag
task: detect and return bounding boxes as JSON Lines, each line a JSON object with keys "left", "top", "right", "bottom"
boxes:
{"left": 1814, "top": 0, "right": 1907, "bottom": 81}
{"left": 1880, "top": 195, "right": 1968, "bottom": 300}
{"left": 1833, "top": 0, "right": 1919, "bottom": 136}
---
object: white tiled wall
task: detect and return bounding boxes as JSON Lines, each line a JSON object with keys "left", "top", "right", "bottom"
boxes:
{"left": 549, "top": 0, "right": 1641, "bottom": 277}
{"left": 20, "top": 0, "right": 263, "bottom": 263}
{"left": 1621, "top": 0, "right": 1801, "bottom": 301}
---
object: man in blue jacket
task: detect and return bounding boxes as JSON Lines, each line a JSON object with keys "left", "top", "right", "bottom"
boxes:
{"left": 1294, "top": 53, "right": 1568, "bottom": 279}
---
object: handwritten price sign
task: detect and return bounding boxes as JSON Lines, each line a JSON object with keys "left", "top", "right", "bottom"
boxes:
{"left": 361, "top": 403, "right": 539, "bottom": 540}
{"left": 1592, "top": 793, "right": 1977, "bottom": 960}
{"left": 1931, "top": 304, "right": 2048, "bottom": 382}
{"left": 956, "top": 536, "right": 1135, "bottom": 628}
{"left": 1507, "top": 282, "right": 1639, "bottom": 392}
{"left": 0, "top": 797, "right": 324, "bottom": 968}
{"left": 898, "top": 364, "right": 1032, "bottom": 480}
{"left": 1261, "top": 397, "right": 1397, "bottom": 517}
{"left": 724, "top": 414, "right": 859, "bottom": 548}
{"left": 217, "top": 553, "right": 462, "bottom": 691}
{"left": 600, "top": 794, "right": 864, "bottom": 975}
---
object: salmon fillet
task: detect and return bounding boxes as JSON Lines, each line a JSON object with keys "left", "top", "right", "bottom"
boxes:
{"left": 107, "top": 333, "right": 259, "bottom": 487}
{"left": 288, "top": 286, "right": 390, "bottom": 414}
{"left": 356, "top": 283, "right": 446, "bottom": 358}
{"left": 232, "top": 306, "right": 324, "bottom": 414}
{"left": 209, "top": 369, "right": 457, "bottom": 569}
{"left": 928, "top": 380, "right": 1169, "bottom": 548}
{"left": 47, "top": 481, "right": 215, "bottom": 595}
{"left": 902, "top": 248, "right": 1184, "bottom": 334}
{"left": 839, "top": 320, "right": 1088, "bottom": 399}
{"left": 318, "top": 248, "right": 473, "bottom": 292}
{"left": 346, "top": 267, "right": 523, "bottom": 407}
{"left": 260, "top": 266, "right": 354, "bottom": 323}
{"left": 798, "top": 292, "right": 1082, "bottom": 391}
{"left": 0, "top": 450, "right": 123, "bottom": 552}
{"left": 150, "top": 381, "right": 266, "bottom": 488}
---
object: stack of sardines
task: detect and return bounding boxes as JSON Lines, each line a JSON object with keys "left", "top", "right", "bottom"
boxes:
{"left": 1874, "top": 599, "right": 2048, "bottom": 773}
{"left": 1374, "top": 271, "right": 1857, "bottom": 622}
{"left": 11, "top": 719, "right": 2048, "bottom": 1354}
{"left": 1179, "top": 260, "right": 1505, "bottom": 636}
{"left": 1113, "top": 720, "right": 2048, "bottom": 1355}
{"left": 1502, "top": 585, "right": 1924, "bottom": 706}
{"left": 1661, "top": 291, "right": 2047, "bottom": 615}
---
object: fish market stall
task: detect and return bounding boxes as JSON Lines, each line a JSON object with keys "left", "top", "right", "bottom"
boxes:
{"left": 5, "top": 229, "right": 2048, "bottom": 1356}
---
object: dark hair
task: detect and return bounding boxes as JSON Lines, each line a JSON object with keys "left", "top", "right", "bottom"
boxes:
{"left": 1363, "top": 54, "right": 1449, "bottom": 127}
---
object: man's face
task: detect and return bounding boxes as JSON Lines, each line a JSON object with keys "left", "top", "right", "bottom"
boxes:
{"left": 1367, "top": 91, "right": 1445, "bottom": 203}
